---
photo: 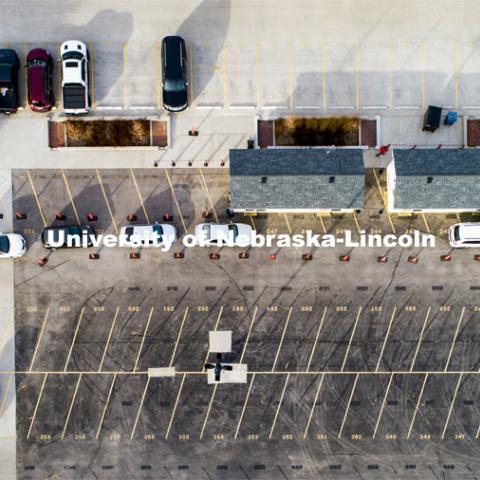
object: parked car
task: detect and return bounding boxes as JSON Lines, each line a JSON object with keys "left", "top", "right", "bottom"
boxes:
{"left": 449, "top": 223, "right": 480, "bottom": 248}
{"left": 27, "top": 48, "right": 54, "bottom": 112}
{"left": 0, "top": 49, "right": 20, "bottom": 114}
{"left": 0, "top": 233, "right": 26, "bottom": 258}
{"left": 61, "top": 40, "right": 90, "bottom": 115}
{"left": 161, "top": 36, "right": 188, "bottom": 112}
{"left": 194, "top": 223, "right": 253, "bottom": 246}
{"left": 41, "top": 225, "right": 95, "bottom": 249}
{"left": 120, "top": 224, "right": 177, "bottom": 248}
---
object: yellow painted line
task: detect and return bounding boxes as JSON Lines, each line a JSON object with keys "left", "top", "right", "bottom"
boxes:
{"left": 337, "top": 372, "right": 359, "bottom": 438}
{"left": 95, "top": 372, "right": 117, "bottom": 439}
{"left": 272, "top": 307, "right": 293, "bottom": 372}
{"left": 133, "top": 307, "right": 154, "bottom": 372}
{"left": 249, "top": 216, "right": 256, "bottom": 230}
{"left": 234, "top": 372, "right": 255, "bottom": 439}
{"left": 372, "top": 372, "right": 393, "bottom": 439}
{"left": 306, "top": 307, "right": 327, "bottom": 372}
{"left": 156, "top": 43, "right": 161, "bottom": 109}
{"left": 29, "top": 308, "right": 50, "bottom": 372}
{"left": 340, "top": 307, "right": 362, "bottom": 372}
{"left": 456, "top": 212, "right": 461, "bottom": 223}
{"left": 269, "top": 373, "right": 290, "bottom": 439}
{"left": 98, "top": 307, "right": 120, "bottom": 372}
{"left": 388, "top": 44, "right": 393, "bottom": 110}
{"left": 421, "top": 42, "right": 426, "bottom": 109}
{"left": 421, "top": 213, "right": 430, "bottom": 235}
{"left": 123, "top": 43, "right": 128, "bottom": 108}
{"left": 322, "top": 47, "right": 327, "bottom": 110}
{"left": 255, "top": 43, "right": 261, "bottom": 108}
{"left": 444, "top": 306, "right": 465, "bottom": 372}
{"left": 223, "top": 43, "right": 228, "bottom": 106}
{"left": 199, "top": 383, "right": 218, "bottom": 439}
{"left": 387, "top": 214, "right": 396, "bottom": 235}
{"left": 165, "top": 373, "right": 186, "bottom": 439}
{"left": 169, "top": 307, "right": 189, "bottom": 367}
{"left": 26, "top": 170, "right": 47, "bottom": 227}
{"left": 407, "top": 373, "right": 428, "bottom": 439}
{"left": 0, "top": 373, "right": 13, "bottom": 417}
{"left": 375, "top": 307, "right": 397, "bottom": 372}
{"left": 355, "top": 47, "right": 360, "bottom": 110}
{"left": 283, "top": 214, "right": 292, "bottom": 235}
{"left": 26, "top": 373, "right": 48, "bottom": 439}
{"left": 89, "top": 43, "right": 95, "bottom": 109}
{"left": 60, "top": 170, "right": 81, "bottom": 225}
{"left": 288, "top": 43, "right": 294, "bottom": 109}
{"left": 64, "top": 307, "right": 85, "bottom": 372}
{"left": 164, "top": 169, "right": 187, "bottom": 234}
{"left": 61, "top": 373, "right": 82, "bottom": 439}
{"left": 240, "top": 306, "right": 258, "bottom": 364}
{"left": 410, "top": 306, "right": 431, "bottom": 372}
{"left": 199, "top": 169, "right": 219, "bottom": 223}
{"left": 372, "top": 168, "right": 386, "bottom": 208}
{"left": 129, "top": 169, "right": 150, "bottom": 224}
{"left": 95, "top": 169, "right": 118, "bottom": 234}
{"left": 203, "top": 306, "right": 224, "bottom": 369}
{"left": 189, "top": 43, "right": 194, "bottom": 103}
{"left": 441, "top": 373, "right": 462, "bottom": 439}
{"left": 130, "top": 377, "right": 151, "bottom": 439}
{"left": 318, "top": 213, "right": 326, "bottom": 234}
{"left": 352, "top": 211, "right": 361, "bottom": 235}
{"left": 303, "top": 373, "right": 325, "bottom": 438}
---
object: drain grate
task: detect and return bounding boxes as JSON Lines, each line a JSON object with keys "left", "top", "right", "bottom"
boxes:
{"left": 432, "top": 285, "right": 444, "bottom": 291}
{"left": 179, "top": 465, "right": 189, "bottom": 470}
{"left": 102, "top": 466, "right": 114, "bottom": 470}
{"left": 167, "top": 286, "right": 178, "bottom": 291}
{"left": 463, "top": 400, "right": 474, "bottom": 405}
{"left": 367, "top": 465, "right": 379, "bottom": 470}
{"left": 388, "top": 400, "right": 398, "bottom": 406}
{"left": 395, "top": 286, "right": 407, "bottom": 291}
{"left": 140, "top": 465, "right": 151, "bottom": 470}
{"left": 205, "top": 286, "right": 216, "bottom": 291}
{"left": 254, "top": 465, "right": 266, "bottom": 470}
{"left": 122, "top": 400, "right": 133, "bottom": 406}
{"left": 405, "top": 464, "right": 416, "bottom": 470}
{"left": 330, "top": 465, "right": 342, "bottom": 470}
{"left": 357, "top": 286, "right": 368, "bottom": 291}
{"left": 128, "top": 286, "right": 140, "bottom": 291}
{"left": 443, "top": 465, "right": 455, "bottom": 470}
{"left": 471, "top": 286, "right": 480, "bottom": 291}
{"left": 64, "top": 466, "right": 75, "bottom": 470}
{"left": 243, "top": 286, "right": 254, "bottom": 291}
{"left": 319, "top": 286, "right": 330, "bottom": 291}
{"left": 217, "top": 465, "right": 228, "bottom": 470}
{"left": 24, "top": 466, "right": 35, "bottom": 471}
{"left": 281, "top": 286, "right": 292, "bottom": 291}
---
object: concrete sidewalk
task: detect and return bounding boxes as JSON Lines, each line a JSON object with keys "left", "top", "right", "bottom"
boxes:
{"left": 0, "top": 169, "right": 16, "bottom": 480}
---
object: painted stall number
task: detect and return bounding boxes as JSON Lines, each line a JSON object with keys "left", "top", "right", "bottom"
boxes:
{"left": 26, "top": 306, "right": 38, "bottom": 313}
{"left": 405, "top": 306, "right": 416, "bottom": 312}
{"left": 247, "top": 434, "right": 259, "bottom": 440}
{"left": 316, "top": 434, "right": 327, "bottom": 440}
{"left": 59, "top": 306, "right": 71, "bottom": 312}
{"left": 39, "top": 434, "right": 51, "bottom": 440}
{"left": 144, "top": 434, "right": 155, "bottom": 440}
{"left": 213, "top": 434, "right": 224, "bottom": 441}
{"left": 385, "top": 434, "right": 397, "bottom": 440}
{"left": 74, "top": 434, "right": 86, "bottom": 440}
{"left": 178, "top": 434, "right": 190, "bottom": 440}
{"left": 109, "top": 434, "right": 121, "bottom": 440}
{"left": 163, "top": 306, "right": 175, "bottom": 312}
{"left": 351, "top": 434, "right": 362, "bottom": 440}
{"left": 128, "top": 306, "right": 140, "bottom": 312}
{"left": 439, "top": 305, "right": 451, "bottom": 311}
{"left": 336, "top": 306, "right": 348, "bottom": 312}
{"left": 267, "top": 306, "right": 278, "bottom": 312}
{"left": 197, "top": 306, "right": 209, "bottom": 312}
{"left": 370, "top": 306, "right": 382, "bottom": 312}
{"left": 232, "top": 306, "right": 244, "bottom": 312}
{"left": 282, "top": 434, "right": 293, "bottom": 440}
{"left": 93, "top": 306, "right": 105, "bottom": 312}
{"left": 419, "top": 434, "right": 431, "bottom": 440}
{"left": 301, "top": 306, "right": 313, "bottom": 312}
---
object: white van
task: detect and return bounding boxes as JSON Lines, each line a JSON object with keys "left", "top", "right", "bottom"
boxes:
{"left": 448, "top": 223, "right": 480, "bottom": 248}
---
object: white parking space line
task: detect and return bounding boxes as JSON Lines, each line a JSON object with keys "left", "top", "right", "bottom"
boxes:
{"left": 0, "top": 373, "right": 14, "bottom": 417}
{"left": 169, "top": 307, "right": 189, "bottom": 367}
{"left": 269, "top": 373, "right": 290, "bottom": 439}
{"left": 26, "top": 170, "right": 47, "bottom": 228}
{"left": 133, "top": 307, "right": 154, "bottom": 373}
{"left": 444, "top": 307, "right": 466, "bottom": 372}
{"left": 98, "top": 307, "right": 120, "bottom": 372}
{"left": 165, "top": 373, "right": 186, "bottom": 440}
{"left": 441, "top": 373, "right": 463, "bottom": 439}
{"left": 239, "top": 307, "right": 258, "bottom": 364}
{"left": 96, "top": 169, "right": 118, "bottom": 234}
{"left": 198, "top": 169, "right": 219, "bottom": 223}
{"left": 95, "top": 373, "right": 117, "bottom": 440}
{"left": 130, "top": 169, "right": 150, "bottom": 224}
{"left": 164, "top": 169, "right": 187, "bottom": 234}
{"left": 130, "top": 377, "right": 151, "bottom": 439}
{"left": 306, "top": 307, "right": 327, "bottom": 372}
{"left": 26, "top": 373, "right": 48, "bottom": 439}
{"left": 203, "top": 306, "right": 224, "bottom": 369}
{"left": 199, "top": 383, "right": 218, "bottom": 439}
{"left": 340, "top": 307, "right": 362, "bottom": 372}
{"left": 337, "top": 373, "right": 359, "bottom": 439}
{"left": 60, "top": 170, "right": 81, "bottom": 225}
{"left": 303, "top": 373, "right": 325, "bottom": 439}
{"left": 271, "top": 307, "right": 293, "bottom": 372}
{"left": 234, "top": 373, "right": 255, "bottom": 440}
{"left": 409, "top": 307, "right": 431, "bottom": 372}
{"left": 375, "top": 307, "right": 397, "bottom": 372}
{"left": 372, "top": 373, "right": 393, "bottom": 439}
{"left": 64, "top": 308, "right": 85, "bottom": 372}
{"left": 61, "top": 373, "right": 82, "bottom": 439}
{"left": 29, "top": 308, "right": 50, "bottom": 372}
{"left": 407, "top": 373, "right": 429, "bottom": 439}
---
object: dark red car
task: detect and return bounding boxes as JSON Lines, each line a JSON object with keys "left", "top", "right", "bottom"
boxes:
{"left": 27, "top": 48, "right": 54, "bottom": 112}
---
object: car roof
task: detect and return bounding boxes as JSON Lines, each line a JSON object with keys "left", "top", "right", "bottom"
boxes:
{"left": 163, "top": 36, "right": 184, "bottom": 71}
{"left": 0, "top": 49, "right": 18, "bottom": 63}
{"left": 29, "top": 65, "right": 47, "bottom": 102}
{"left": 27, "top": 48, "right": 50, "bottom": 62}
{"left": 459, "top": 224, "right": 480, "bottom": 240}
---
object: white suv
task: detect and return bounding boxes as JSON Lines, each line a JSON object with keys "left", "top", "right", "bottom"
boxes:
{"left": 449, "top": 223, "right": 480, "bottom": 248}
{"left": 0, "top": 233, "right": 26, "bottom": 258}
{"left": 194, "top": 223, "right": 253, "bottom": 246}
{"left": 119, "top": 224, "right": 177, "bottom": 249}
{"left": 61, "top": 40, "right": 90, "bottom": 114}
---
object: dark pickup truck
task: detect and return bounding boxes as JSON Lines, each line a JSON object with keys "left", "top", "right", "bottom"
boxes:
{"left": 0, "top": 49, "right": 20, "bottom": 114}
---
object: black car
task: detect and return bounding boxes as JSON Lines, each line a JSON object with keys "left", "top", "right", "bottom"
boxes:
{"left": 161, "top": 36, "right": 188, "bottom": 112}
{"left": 0, "top": 49, "right": 20, "bottom": 114}
{"left": 41, "top": 225, "right": 95, "bottom": 249}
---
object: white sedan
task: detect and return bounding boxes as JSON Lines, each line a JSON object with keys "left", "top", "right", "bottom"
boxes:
{"left": 0, "top": 233, "right": 27, "bottom": 258}
{"left": 120, "top": 224, "right": 177, "bottom": 248}
{"left": 194, "top": 223, "right": 253, "bottom": 246}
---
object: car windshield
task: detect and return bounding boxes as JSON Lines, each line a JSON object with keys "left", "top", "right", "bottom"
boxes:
{"left": 0, "top": 235, "right": 10, "bottom": 253}
{"left": 454, "top": 226, "right": 461, "bottom": 242}
{"left": 164, "top": 77, "right": 184, "bottom": 92}
{"left": 228, "top": 224, "right": 239, "bottom": 241}
{"left": 65, "top": 61, "right": 79, "bottom": 68}
{"left": 202, "top": 224, "right": 211, "bottom": 239}
{"left": 153, "top": 225, "right": 163, "bottom": 242}
{"left": 63, "top": 52, "right": 83, "bottom": 61}
{"left": 29, "top": 59, "right": 47, "bottom": 67}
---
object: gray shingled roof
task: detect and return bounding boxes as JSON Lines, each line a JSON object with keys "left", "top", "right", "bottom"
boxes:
{"left": 229, "top": 149, "right": 365, "bottom": 210}
{"left": 393, "top": 149, "right": 480, "bottom": 210}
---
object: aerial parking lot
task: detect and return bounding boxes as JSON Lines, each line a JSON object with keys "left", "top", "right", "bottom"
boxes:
{"left": 5, "top": 168, "right": 480, "bottom": 479}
